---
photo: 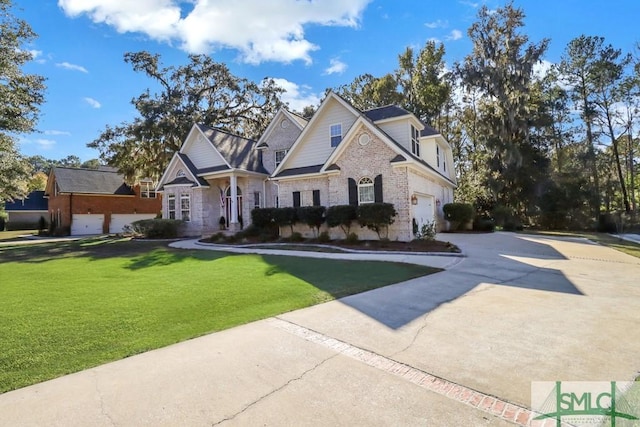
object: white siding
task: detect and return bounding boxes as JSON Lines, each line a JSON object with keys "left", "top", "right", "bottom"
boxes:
{"left": 184, "top": 132, "right": 227, "bottom": 170}
{"left": 286, "top": 98, "right": 358, "bottom": 169}
{"left": 421, "top": 138, "right": 439, "bottom": 170}
{"left": 377, "top": 120, "right": 411, "bottom": 152}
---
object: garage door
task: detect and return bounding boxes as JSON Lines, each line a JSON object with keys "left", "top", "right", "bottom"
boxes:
{"left": 109, "top": 214, "right": 157, "bottom": 234}
{"left": 412, "top": 195, "right": 435, "bottom": 229}
{"left": 71, "top": 214, "right": 104, "bottom": 235}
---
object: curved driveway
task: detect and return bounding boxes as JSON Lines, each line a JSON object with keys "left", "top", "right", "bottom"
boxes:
{"left": 1, "top": 232, "right": 639, "bottom": 426}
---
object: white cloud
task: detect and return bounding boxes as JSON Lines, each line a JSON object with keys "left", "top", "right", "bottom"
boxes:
{"left": 29, "top": 49, "right": 43, "bottom": 61}
{"left": 427, "top": 37, "right": 442, "bottom": 44}
{"left": 324, "top": 58, "right": 347, "bottom": 75}
{"left": 44, "top": 129, "right": 71, "bottom": 136}
{"left": 58, "top": 0, "right": 372, "bottom": 64}
{"left": 446, "top": 29, "right": 463, "bottom": 41}
{"left": 533, "top": 59, "right": 554, "bottom": 80}
{"left": 56, "top": 61, "right": 88, "bottom": 73}
{"left": 459, "top": 0, "right": 480, "bottom": 8}
{"left": 272, "top": 78, "right": 321, "bottom": 112}
{"left": 425, "top": 19, "right": 448, "bottom": 29}
{"left": 84, "top": 97, "right": 102, "bottom": 108}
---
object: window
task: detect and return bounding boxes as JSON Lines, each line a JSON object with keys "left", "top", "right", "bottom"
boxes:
{"left": 253, "top": 191, "right": 261, "bottom": 209}
{"left": 274, "top": 195, "right": 279, "bottom": 208}
{"left": 436, "top": 145, "right": 440, "bottom": 168}
{"left": 275, "top": 150, "right": 287, "bottom": 168}
{"left": 330, "top": 124, "right": 342, "bottom": 147}
{"left": 140, "top": 181, "right": 156, "bottom": 198}
{"left": 168, "top": 194, "right": 176, "bottom": 220}
{"left": 358, "top": 177, "right": 375, "bottom": 204}
{"left": 411, "top": 125, "right": 420, "bottom": 157}
{"left": 180, "top": 193, "right": 190, "bottom": 221}
{"left": 176, "top": 169, "right": 186, "bottom": 178}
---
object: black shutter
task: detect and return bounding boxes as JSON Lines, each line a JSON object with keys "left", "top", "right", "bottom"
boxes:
{"left": 348, "top": 178, "right": 358, "bottom": 206}
{"left": 312, "top": 190, "right": 320, "bottom": 206}
{"left": 374, "top": 174, "right": 383, "bottom": 203}
{"left": 293, "top": 191, "right": 301, "bottom": 207}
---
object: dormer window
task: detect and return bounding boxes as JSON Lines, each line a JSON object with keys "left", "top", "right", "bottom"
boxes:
{"left": 411, "top": 125, "right": 420, "bottom": 157}
{"left": 275, "top": 150, "right": 287, "bottom": 168}
{"left": 436, "top": 145, "right": 440, "bottom": 168}
{"left": 330, "top": 124, "right": 342, "bottom": 147}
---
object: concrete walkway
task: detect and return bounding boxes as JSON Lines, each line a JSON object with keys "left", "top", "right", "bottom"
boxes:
{"left": 1, "top": 232, "right": 639, "bottom": 426}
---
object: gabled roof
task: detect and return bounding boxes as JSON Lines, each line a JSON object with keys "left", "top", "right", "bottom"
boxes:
{"left": 4, "top": 191, "right": 47, "bottom": 211}
{"left": 362, "top": 105, "right": 412, "bottom": 121}
{"left": 47, "top": 167, "right": 134, "bottom": 195}
{"left": 273, "top": 164, "right": 324, "bottom": 178}
{"left": 176, "top": 153, "right": 210, "bottom": 186}
{"left": 255, "top": 108, "right": 307, "bottom": 149}
{"left": 196, "top": 124, "right": 268, "bottom": 174}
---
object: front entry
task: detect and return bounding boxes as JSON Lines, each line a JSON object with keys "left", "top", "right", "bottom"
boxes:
{"left": 224, "top": 186, "right": 242, "bottom": 228}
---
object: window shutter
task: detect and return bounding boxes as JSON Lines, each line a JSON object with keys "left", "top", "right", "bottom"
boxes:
{"left": 374, "top": 174, "right": 383, "bottom": 203}
{"left": 293, "top": 191, "right": 301, "bottom": 207}
{"left": 348, "top": 178, "right": 358, "bottom": 206}
{"left": 312, "top": 190, "right": 320, "bottom": 206}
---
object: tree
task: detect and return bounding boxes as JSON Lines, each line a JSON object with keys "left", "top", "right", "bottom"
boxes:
{"left": 89, "top": 52, "right": 284, "bottom": 182}
{"left": 336, "top": 73, "right": 402, "bottom": 111}
{"left": 457, "top": 2, "right": 549, "bottom": 217}
{"left": 0, "top": 0, "right": 46, "bottom": 202}
{"left": 27, "top": 171, "right": 47, "bottom": 191}
{"left": 80, "top": 159, "right": 101, "bottom": 169}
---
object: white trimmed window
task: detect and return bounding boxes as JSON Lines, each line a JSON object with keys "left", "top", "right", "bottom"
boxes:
{"left": 436, "top": 145, "right": 441, "bottom": 168}
{"left": 140, "top": 181, "right": 156, "bottom": 198}
{"left": 253, "top": 191, "right": 261, "bottom": 209}
{"left": 330, "top": 124, "right": 342, "bottom": 147}
{"left": 358, "top": 177, "right": 375, "bottom": 204}
{"left": 275, "top": 150, "right": 287, "bottom": 168}
{"left": 411, "top": 125, "right": 420, "bottom": 157}
{"left": 168, "top": 194, "right": 176, "bottom": 220}
{"left": 180, "top": 193, "right": 190, "bottom": 222}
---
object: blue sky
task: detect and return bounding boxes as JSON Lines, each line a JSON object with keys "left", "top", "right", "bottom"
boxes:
{"left": 13, "top": 0, "right": 640, "bottom": 162}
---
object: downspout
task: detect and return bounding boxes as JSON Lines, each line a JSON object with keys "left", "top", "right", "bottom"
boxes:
{"left": 69, "top": 193, "right": 73, "bottom": 234}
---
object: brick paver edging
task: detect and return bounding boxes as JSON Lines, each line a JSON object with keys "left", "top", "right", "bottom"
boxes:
{"left": 269, "top": 318, "right": 565, "bottom": 427}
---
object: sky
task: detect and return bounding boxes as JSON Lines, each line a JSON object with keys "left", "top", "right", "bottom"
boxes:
{"left": 12, "top": 0, "right": 640, "bottom": 162}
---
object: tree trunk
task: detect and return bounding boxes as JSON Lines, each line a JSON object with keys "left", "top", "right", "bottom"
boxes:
{"left": 606, "top": 117, "right": 631, "bottom": 212}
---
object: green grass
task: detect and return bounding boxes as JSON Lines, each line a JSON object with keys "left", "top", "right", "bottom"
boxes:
{"left": 0, "top": 238, "right": 439, "bottom": 393}
{"left": 0, "top": 229, "right": 37, "bottom": 241}
{"left": 520, "top": 230, "right": 640, "bottom": 259}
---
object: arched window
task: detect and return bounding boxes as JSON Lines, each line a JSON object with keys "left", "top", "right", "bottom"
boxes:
{"left": 176, "top": 169, "right": 186, "bottom": 178}
{"left": 358, "top": 177, "right": 374, "bottom": 204}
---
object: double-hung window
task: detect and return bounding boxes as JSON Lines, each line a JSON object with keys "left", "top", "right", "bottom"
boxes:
{"left": 358, "top": 177, "right": 375, "bottom": 204}
{"left": 140, "top": 181, "right": 156, "bottom": 198}
{"left": 168, "top": 194, "right": 176, "bottom": 219}
{"left": 253, "top": 191, "right": 261, "bottom": 209}
{"left": 436, "top": 145, "right": 441, "bottom": 168}
{"left": 275, "top": 150, "right": 287, "bottom": 168}
{"left": 180, "top": 194, "right": 190, "bottom": 222}
{"left": 330, "top": 124, "right": 342, "bottom": 147}
{"left": 411, "top": 125, "right": 420, "bottom": 157}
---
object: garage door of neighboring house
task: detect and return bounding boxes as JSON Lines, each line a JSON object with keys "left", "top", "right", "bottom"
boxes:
{"left": 412, "top": 195, "right": 435, "bottom": 230}
{"left": 109, "top": 214, "right": 157, "bottom": 234}
{"left": 71, "top": 214, "right": 104, "bottom": 235}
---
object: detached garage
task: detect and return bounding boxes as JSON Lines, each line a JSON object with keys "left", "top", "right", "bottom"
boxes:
{"left": 109, "top": 214, "right": 156, "bottom": 234}
{"left": 71, "top": 214, "right": 104, "bottom": 235}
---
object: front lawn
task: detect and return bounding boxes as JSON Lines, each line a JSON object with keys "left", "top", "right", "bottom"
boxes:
{"left": 0, "top": 238, "right": 439, "bottom": 393}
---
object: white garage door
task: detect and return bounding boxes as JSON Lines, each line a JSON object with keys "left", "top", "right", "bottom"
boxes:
{"left": 71, "top": 214, "right": 104, "bottom": 235}
{"left": 412, "top": 195, "right": 435, "bottom": 229}
{"left": 109, "top": 214, "right": 157, "bottom": 234}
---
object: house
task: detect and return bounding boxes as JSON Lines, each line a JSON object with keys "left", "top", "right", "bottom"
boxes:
{"left": 3, "top": 190, "right": 48, "bottom": 230}
{"left": 156, "top": 92, "right": 456, "bottom": 240}
{"left": 45, "top": 167, "right": 162, "bottom": 235}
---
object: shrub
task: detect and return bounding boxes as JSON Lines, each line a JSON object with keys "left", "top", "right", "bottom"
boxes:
{"left": 296, "top": 206, "right": 326, "bottom": 237}
{"left": 317, "top": 231, "right": 331, "bottom": 243}
{"left": 473, "top": 216, "right": 495, "bottom": 232}
{"left": 491, "top": 205, "right": 512, "bottom": 227}
{"left": 326, "top": 205, "right": 357, "bottom": 237}
{"left": 0, "top": 216, "right": 5, "bottom": 231}
{"left": 289, "top": 231, "right": 304, "bottom": 242}
{"left": 357, "top": 203, "right": 397, "bottom": 239}
{"left": 238, "top": 224, "right": 261, "bottom": 238}
{"left": 272, "top": 207, "right": 298, "bottom": 234}
{"left": 251, "top": 208, "right": 276, "bottom": 229}
{"left": 209, "top": 232, "right": 225, "bottom": 243}
{"left": 37, "top": 216, "right": 47, "bottom": 232}
{"left": 443, "top": 203, "right": 474, "bottom": 231}
{"left": 130, "top": 219, "right": 182, "bottom": 239}
{"left": 597, "top": 213, "right": 619, "bottom": 233}
{"left": 345, "top": 232, "right": 359, "bottom": 244}
{"left": 412, "top": 218, "right": 436, "bottom": 240}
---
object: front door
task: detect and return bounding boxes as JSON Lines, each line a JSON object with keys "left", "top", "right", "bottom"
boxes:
{"left": 224, "top": 186, "right": 243, "bottom": 227}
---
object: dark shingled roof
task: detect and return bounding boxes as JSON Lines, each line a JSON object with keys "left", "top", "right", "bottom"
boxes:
{"left": 4, "top": 191, "right": 47, "bottom": 211}
{"left": 197, "top": 124, "right": 268, "bottom": 174}
{"left": 363, "top": 105, "right": 412, "bottom": 122}
{"left": 177, "top": 153, "right": 210, "bottom": 186}
{"left": 274, "top": 164, "right": 324, "bottom": 178}
{"left": 52, "top": 167, "right": 134, "bottom": 195}
{"left": 325, "top": 163, "right": 340, "bottom": 171}
{"left": 163, "top": 176, "right": 196, "bottom": 187}
{"left": 420, "top": 125, "right": 440, "bottom": 137}
{"left": 390, "top": 154, "right": 407, "bottom": 163}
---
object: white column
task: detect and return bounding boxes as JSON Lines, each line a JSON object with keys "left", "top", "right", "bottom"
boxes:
{"left": 230, "top": 174, "right": 238, "bottom": 224}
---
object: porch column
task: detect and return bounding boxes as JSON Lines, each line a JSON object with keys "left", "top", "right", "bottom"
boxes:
{"left": 230, "top": 174, "right": 238, "bottom": 224}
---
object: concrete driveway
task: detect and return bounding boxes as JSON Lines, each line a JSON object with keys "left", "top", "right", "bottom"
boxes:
{"left": 1, "top": 232, "right": 639, "bottom": 426}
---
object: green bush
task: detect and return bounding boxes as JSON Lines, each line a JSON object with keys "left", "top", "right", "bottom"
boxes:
{"left": 296, "top": 206, "right": 326, "bottom": 237}
{"left": 129, "top": 219, "right": 182, "bottom": 239}
{"left": 326, "top": 205, "right": 357, "bottom": 237}
{"left": 317, "top": 231, "right": 331, "bottom": 243}
{"left": 443, "top": 203, "right": 474, "bottom": 231}
{"left": 413, "top": 220, "right": 437, "bottom": 241}
{"left": 357, "top": 203, "right": 397, "bottom": 239}
{"left": 272, "top": 207, "right": 298, "bottom": 234}
{"left": 345, "top": 232, "right": 359, "bottom": 244}
{"left": 473, "top": 216, "right": 495, "bottom": 232}
{"left": 289, "top": 231, "right": 304, "bottom": 242}
{"left": 491, "top": 205, "right": 512, "bottom": 227}
{"left": 251, "top": 208, "right": 276, "bottom": 229}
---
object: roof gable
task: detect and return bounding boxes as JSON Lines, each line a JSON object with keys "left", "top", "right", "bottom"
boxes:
{"left": 197, "top": 124, "right": 267, "bottom": 174}
{"left": 181, "top": 124, "right": 229, "bottom": 170}
{"left": 256, "top": 108, "right": 307, "bottom": 148}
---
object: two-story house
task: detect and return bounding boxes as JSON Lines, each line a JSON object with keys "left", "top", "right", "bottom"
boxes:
{"left": 156, "top": 92, "right": 456, "bottom": 240}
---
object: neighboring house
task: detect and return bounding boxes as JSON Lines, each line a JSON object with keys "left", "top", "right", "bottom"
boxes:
{"left": 156, "top": 92, "right": 456, "bottom": 240}
{"left": 3, "top": 191, "right": 48, "bottom": 230}
{"left": 45, "top": 167, "right": 162, "bottom": 235}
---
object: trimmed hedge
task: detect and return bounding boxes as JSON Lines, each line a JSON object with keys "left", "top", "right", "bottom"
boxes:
{"left": 272, "top": 207, "right": 298, "bottom": 234}
{"left": 296, "top": 206, "right": 326, "bottom": 236}
{"left": 129, "top": 219, "right": 182, "bottom": 238}
{"left": 326, "top": 204, "right": 357, "bottom": 237}
{"left": 357, "top": 202, "right": 397, "bottom": 239}
{"left": 443, "top": 203, "right": 474, "bottom": 231}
